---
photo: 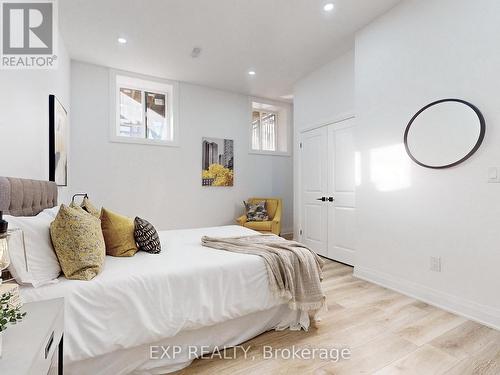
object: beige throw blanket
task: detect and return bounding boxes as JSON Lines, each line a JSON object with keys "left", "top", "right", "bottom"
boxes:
{"left": 201, "top": 234, "right": 326, "bottom": 316}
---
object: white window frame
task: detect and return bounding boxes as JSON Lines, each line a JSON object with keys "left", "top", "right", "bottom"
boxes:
{"left": 109, "top": 69, "right": 180, "bottom": 147}
{"left": 249, "top": 99, "right": 291, "bottom": 156}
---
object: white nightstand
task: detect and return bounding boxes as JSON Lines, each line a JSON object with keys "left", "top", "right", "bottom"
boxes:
{"left": 0, "top": 298, "right": 64, "bottom": 375}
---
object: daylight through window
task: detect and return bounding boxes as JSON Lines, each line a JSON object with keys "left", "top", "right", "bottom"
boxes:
{"left": 251, "top": 110, "right": 278, "bottom": 152}
{"left": 114, "top": 74, "right": 176, "bottom": 145}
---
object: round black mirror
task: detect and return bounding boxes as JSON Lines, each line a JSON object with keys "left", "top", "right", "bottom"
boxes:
{"left": 404, "top": 99, "right": 485, "bottom": 169}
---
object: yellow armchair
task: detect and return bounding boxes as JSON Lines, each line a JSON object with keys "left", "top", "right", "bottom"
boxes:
{"left": 236, "top": 198, "right": 282, "bottom": 236}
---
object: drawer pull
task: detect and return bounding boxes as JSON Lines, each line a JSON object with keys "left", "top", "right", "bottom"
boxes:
{"left": 45, "top": 331, "right": 54, "bottom": 359}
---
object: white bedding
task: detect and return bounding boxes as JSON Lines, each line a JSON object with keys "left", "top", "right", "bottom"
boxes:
{"left": 68, "top": 304, "right": 300, "bottom": 375}
{"left": 20, "top": 225, "right": 307, "bottom": 371}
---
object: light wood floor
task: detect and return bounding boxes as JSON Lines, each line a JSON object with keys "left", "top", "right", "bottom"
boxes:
{"left": 173, "top": 259, "right": 500, "bottom": 375}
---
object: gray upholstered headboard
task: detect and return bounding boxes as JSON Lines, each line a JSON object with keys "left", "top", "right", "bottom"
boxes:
{"left": 0, "top": 177, "right": 58, "bottom": 216}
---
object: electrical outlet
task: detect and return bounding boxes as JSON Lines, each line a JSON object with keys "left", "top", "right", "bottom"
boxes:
{"left": 488, "top": 167, "right": 500, "bottom": 183}
{"left": 430, "top": 256, "right": 442, "bottom": 272}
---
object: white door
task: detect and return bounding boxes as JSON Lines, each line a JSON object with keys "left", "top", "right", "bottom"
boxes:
{"left": 300, "top": 126, "right": 328, "bottom": 256}
{"left": 300, "top": 119, "right": 356, "bottom": 265}
{"left": 327, "top": 119, "right": 356, "bottom": 265}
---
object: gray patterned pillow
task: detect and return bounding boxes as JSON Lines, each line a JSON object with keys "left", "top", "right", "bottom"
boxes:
{"left": 244, "top": 201, "right": 269, "bottom": 222}
{"left": 134, "top": 217, "right": 161, "bottom": 254}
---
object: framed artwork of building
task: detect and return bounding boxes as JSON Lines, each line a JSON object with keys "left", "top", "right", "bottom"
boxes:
{"left": 202, "top": 138, "right": 234, "bottom": 186}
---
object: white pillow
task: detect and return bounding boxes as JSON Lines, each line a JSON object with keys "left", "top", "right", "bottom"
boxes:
{"left": 5, "top": 213, "right": 61, "bottom": 287}
{"left": 40, "top": 206, "right": 61, "bottom": 219}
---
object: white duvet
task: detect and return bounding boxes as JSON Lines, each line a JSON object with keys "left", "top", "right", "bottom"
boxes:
{"left": 20, "top": 225, "right": 292, "bottom": 365}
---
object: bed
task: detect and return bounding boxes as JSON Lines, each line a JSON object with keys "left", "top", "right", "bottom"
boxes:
{"left": 0, "top": 177, "right": 306, "bottom": 375}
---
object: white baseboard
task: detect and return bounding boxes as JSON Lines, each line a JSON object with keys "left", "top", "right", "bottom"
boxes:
{"left": 354, "top": 265, "right": 500, "bottom": 331}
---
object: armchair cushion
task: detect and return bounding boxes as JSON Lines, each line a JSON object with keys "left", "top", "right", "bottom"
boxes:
{"left": 243, "top": 220, "right": 273, "bottom": 232}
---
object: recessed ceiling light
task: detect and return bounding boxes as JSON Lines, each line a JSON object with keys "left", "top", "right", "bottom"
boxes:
{"left": 191, "top": 47, "right": 202, "bottom": 58}
{"left": 323, "top": 3, "right": 334, "bottom": 11}
{"left": 248, "top": 70, "right": 256, "bottom": 76}
{"left": 117, "top": 37, "right": 127, "bottom": 44}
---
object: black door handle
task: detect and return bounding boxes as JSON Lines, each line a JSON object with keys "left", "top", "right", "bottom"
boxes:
{"left": 328, "top": 197, "right": 335, "bottom": 202}
{"left": 316, "top": 197, "right": 326, "bottom": 201}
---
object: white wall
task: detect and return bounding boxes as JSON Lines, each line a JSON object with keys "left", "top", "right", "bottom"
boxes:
{"left": 70, "top": 61, "right": 293, "bottom": 232}
{"left": 0, "top": 35, "right": 71, "bottom": 187}
{"left": 293, "top": 50, "right": 355, "bottom": 131}
{"left": 355, "top": 0, "right": 500, "bottom": 328}
{"left": 292, "top": 50, "right": 355, "bottom": 237}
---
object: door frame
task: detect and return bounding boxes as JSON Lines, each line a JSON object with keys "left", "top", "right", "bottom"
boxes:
{"left": 297, "top": 113, "right": 355, "bottom": 262}
{"left": 299, "top": 113, "right": 355, "bottom": 133}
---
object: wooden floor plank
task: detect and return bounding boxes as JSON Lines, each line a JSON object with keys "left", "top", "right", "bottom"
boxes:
{"left": 443, "top": 340, "right": 500, "bottom": 375}
{"left": 429, "top": 320, "right": 500, "bottom": 360}
{"left": 374, "top": 345, "right": 459, "bottom": 375}
{"left": 316, "top": 334, "right": 418, "bottom": 374}
{"left": 394, "top": 309, "right": 467, "bottom": 346}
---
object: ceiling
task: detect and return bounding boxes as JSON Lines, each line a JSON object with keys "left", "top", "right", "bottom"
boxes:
{"left": 59, "top": 0, "right": 401, "bottom": 101}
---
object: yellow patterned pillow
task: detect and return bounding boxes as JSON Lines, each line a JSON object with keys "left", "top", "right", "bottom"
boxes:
{"left": 70, "top": 197, "right": 100, "bottom": 218}
{"left": 81, "top": 197, "right": 101, "bottom": 218}
{"left": 50, "top": 204, "right": 105, "bottom": 280}
{"left": 100, "top": 208, "right": 138, "bottom": 257}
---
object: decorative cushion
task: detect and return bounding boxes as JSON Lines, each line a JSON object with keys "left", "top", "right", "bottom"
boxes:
{"left": 134, "top": 217, "right": 161, "bottom": 254}
{"left": 100, "top": 208, "right": 138, "bottom": 257}
{"left": 50, "top": 205, "right": 105, "bottom": 281}
{"left": 81, "top": 197, "right": 101, "bottom": 218}
{"left": 244, "top": 201, "right": 269, "bottom": 221}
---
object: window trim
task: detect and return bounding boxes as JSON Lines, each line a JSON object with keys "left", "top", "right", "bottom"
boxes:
{"left": 109, "top": 69, "right": 180, "bottom": 147}
{"left": 249, "top": 99, "right": 291, "bottom": 157}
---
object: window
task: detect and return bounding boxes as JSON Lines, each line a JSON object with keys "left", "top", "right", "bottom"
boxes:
{"left": 111, "top": 72, "right": 178, "bottom": 146}
{"left": 252, "top": 110, "right": 278, "bottom": 151}
{"left": 250, "top": 101, "right": 289, "bottom": 155}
